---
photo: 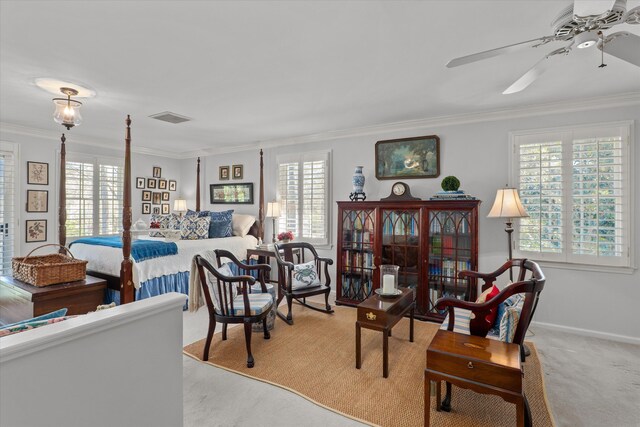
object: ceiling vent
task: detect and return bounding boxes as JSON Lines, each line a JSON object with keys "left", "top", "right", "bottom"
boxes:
{"left": 149, "top": 111, "right": 192, "bottom": 124}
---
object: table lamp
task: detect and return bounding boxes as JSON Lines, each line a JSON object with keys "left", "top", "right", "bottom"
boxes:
{"left": 173, "top": 199, "right": 187, "bottom": 217}
{"left": 266, "top": 201, "right": 281, "bottom": 243}
{"left": 487, "top": 188, "right": 528, "bottom": 280}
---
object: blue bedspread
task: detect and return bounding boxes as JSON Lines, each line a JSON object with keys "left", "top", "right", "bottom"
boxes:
{"left": 70, "top": 236, "right": 178, "bottom": 262}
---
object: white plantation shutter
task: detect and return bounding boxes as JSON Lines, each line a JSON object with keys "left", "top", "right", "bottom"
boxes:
{"left": 0, "top": 144, "right": 17, "bottom": 275}
{"left": 512, "top": 123, "right": 631, "bottom": 268}
{"left": 278, "top": 151, "right": 330, "bottom": 245}
{"left": 66, "top": 154, "right": 123, "bottom": 238}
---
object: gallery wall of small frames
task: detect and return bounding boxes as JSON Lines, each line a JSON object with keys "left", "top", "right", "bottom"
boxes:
{"left": 136, "top": 166, "right": 177, "bottom": 215}
{"left": 219, "top": 164, "right": 243, "bottom": 180}
{"left": 25, "top": 161, "right": 49, "bottom": 242}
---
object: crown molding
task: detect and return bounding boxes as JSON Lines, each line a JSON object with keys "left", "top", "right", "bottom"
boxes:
{"left": 0, "top": 122, "right": 179, "bottom": 158}
{"left": 3, "top": 91, "right": 639, "bottom": 159}
{"left": 180, "top": 91, "right": 640, "bottom": 158}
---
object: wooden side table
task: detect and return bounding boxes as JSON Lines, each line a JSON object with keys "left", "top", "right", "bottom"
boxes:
{"left": 355, "top": 287, "right": 415, "bottom": 378}
{"left": 0, "top": 275, "right": 107, "bottom": 326}
{"left": 424, "top": 330, "right": 530, "bottom": 427}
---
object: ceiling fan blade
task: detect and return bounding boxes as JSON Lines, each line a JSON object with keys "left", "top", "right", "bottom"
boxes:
{"left": 446, "top": 36, "right": 555, "bottom": 68}
{"left": 503, "top": 45, "right": 572, "bottom": 94}
{"left": 573, "top": 0, "right": 617, "bottom": 17}
{"left": 624, "top": 6, "right": 640, "bottom": 24}
{"left": 598, "top": 31, "right": 640, "bottom": 67}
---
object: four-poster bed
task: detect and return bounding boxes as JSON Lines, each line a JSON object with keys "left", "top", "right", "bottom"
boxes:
{"left": 63, "top": 116, "right": 265, "bottom": 305}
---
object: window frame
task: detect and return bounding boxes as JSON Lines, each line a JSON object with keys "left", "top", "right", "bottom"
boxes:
{"left": 509, "top": 121, "right": 634, "bottom": 272}
{"left": 276, "top": 149, "right": 332, "bottom": 247}
{"left": 63, "top": 152, "right": 124, "bottom": 240}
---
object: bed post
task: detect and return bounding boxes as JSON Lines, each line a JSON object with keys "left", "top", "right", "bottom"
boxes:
{"left": 258, "top": 149, "right": 264, "bottom": 242}
{"left": 120, "top": 115, "right": 134, "bottom": 304}
{"left": 58, "top": 133, "right": 66, "bottom": 253}
{"left": 196, "top": 157, "right": 201, "bottom": 212}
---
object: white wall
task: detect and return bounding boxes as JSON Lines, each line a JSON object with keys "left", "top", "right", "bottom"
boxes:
{"left": 0, "top": 127, "right": 183, "bottom": 256}
{"left": 191, "top": 104, "right": 639, "bottom": 341}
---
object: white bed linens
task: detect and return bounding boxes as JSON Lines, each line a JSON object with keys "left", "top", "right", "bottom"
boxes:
{"left": 69, "top": 235, "right": 257, "bottom": 289}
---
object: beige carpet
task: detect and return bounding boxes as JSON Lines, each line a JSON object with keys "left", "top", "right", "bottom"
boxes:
{"left": 184, "top": 305, "right": 555, "bottom": 427}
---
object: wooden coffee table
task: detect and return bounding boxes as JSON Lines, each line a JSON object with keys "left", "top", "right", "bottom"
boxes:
{"left": 424, "top": 330, "right": 529, "bottom": 426}
{"left": 355, "top": 287, "right": 414, "bottom": 378}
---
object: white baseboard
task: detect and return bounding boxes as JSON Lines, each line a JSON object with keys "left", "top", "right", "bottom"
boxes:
{"left": 531, "top": 321, "right": 640, "bottom": 345}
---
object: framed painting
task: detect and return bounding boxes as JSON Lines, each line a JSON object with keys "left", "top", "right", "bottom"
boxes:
{"left": 27, "top": 162, "right": 49, "bottom": 185}
{"left": 152, "top": 207, "right": 160, "bottom": 214}
{"left": 136, "top": 177, "right": 145, "bottom": 189}
{"left": 142, "top": 203, "right": 151, "bottom": 214}
{"left": 153, "top": 166, "right": 162, "bottom": 178}
{"left": 375, "top": 135, "right": 440, "bottom": 180}
{"left": 26, "top": 219, "right": 47, "bottom": 243}
{"left": 210, "top": 183, "right": 254, "bottom": 204}
{"left": 152, "top": 192, "right": 162, "bottom": 205}
{"left": 168, "top": 180, "right": 177, "bottom": 191}
{"left": 162, "top": 191, "right": 170, "bottom": 201}
{"left": 161, "top": 203, "right": 170, "bottom": 214}
{"left": 158, "top": 179, "right": 167, "bottom": 190}
{"left": 147, "top": 178, "right": 157, "bottom": 189}
{"left": 142, "top": 190, "right": 152, "bottom": 201}
{"left": 26, "top": 190, "right": 48, "bottom": 212}
{"left": 219, "top": 166, "right": 230, "bottom": 180}
{"left": 232, "top": 164, "right": 243, "bottom": 180}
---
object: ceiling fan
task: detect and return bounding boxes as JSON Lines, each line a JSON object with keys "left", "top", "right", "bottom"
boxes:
{"left": 446, "top": 0, "right": 640, "bottom": 94}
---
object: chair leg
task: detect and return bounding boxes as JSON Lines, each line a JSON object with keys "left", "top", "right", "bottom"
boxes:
{"left": 440, "top": 382, "right": 452, "bottom": 412}
{"left": 263, "top": 316, "right": 270, "bottom": 340}
{"left": 324, "top": 290, "right": 333, "bottom": 312}
{"left": 222, "top": 323, "right": 228, "bottom": 341}
{"left": 202, "top": 316, "right": 216, "bottom": 362}
{"left": 243, "top": 321, "right": 254, "bottom": 368}
{"left": 286, "top": 295, "right": 294, "bottom": 324}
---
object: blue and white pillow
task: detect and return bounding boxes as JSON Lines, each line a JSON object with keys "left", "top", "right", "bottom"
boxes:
{"left": 180, "top": 215, "right": 211, "bottom": 240}
{"left": 490, "top": 293, "right": 525, "bottom": 336}
{"left": 208, "top": 210, "right": 234, "bottom": 238}
{"left": 292, "top": 261, "right": 321, "bottom": 290}
{"left": 500, "top": 305, "right": 522, "bottom": 343}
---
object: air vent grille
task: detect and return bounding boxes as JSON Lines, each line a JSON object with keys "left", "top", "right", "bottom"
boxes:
{"left": 149, "top": 111, "right": 191, "bottom": 124}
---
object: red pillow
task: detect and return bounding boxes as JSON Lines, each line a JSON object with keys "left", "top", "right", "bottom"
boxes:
{"left": 475, "top": 284, "right": 501, "bottom": 327}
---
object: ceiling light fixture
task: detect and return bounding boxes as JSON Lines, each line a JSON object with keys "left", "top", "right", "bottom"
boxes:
{"left": 53, "top": 87, "right": 83, "bottom": 130}
{"left": 575, "top": 31, "right": 598, "bottom": 49}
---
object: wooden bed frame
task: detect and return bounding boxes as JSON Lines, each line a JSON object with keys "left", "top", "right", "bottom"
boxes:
{"left": 59, "top": 116, "right": 265, "bottom": 304}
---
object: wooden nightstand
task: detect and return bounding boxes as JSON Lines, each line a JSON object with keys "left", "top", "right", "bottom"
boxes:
{"left": 0, "top": 275, "right": 107, "bottom": 326}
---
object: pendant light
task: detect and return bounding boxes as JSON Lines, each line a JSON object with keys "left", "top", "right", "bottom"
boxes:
{"left": 53, "top": 87, "right": 83, "bottom": 130}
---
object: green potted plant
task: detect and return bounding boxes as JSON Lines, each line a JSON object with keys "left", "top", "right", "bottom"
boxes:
{"left": 441, "top": 176, "right": 461, "bottom": 192}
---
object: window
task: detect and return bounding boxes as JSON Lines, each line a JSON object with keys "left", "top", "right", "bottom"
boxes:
{"left": 0, "top": 142, "right": 17, "bottom": 275}
{"left": 66, "top": 154, "right": 123, "bottom": 238}
{"left": 277, "top": 151, "right": 331, "bottom": 246}
{"left": 511, "top": 122, "right": 632, "bottom": 268}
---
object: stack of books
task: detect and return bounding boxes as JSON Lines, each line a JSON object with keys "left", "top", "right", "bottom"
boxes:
{"left": 430, "top": 190, "right": 476, "bottom": 200}
{"left": 256, "top": 243, "right": 275, "bottom": 250}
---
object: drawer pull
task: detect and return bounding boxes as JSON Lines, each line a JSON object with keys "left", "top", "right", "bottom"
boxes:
{"left": 467, "top": 362, "right": 474, "bottom": 369}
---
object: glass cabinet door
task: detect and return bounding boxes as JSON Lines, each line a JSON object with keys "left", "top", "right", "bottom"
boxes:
{"left": 340, "top": 209, "right": 376, "bottom": 302}
{"left": 381, "top": 209, "right": 421, "bottom": 292}
{"left": 428, "top": 210, "right": 473, "bottom": 315}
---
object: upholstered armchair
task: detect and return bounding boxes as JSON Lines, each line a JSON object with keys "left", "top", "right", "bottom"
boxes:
{"left": 273, "top": 242, "right": 334, "bottom": 325}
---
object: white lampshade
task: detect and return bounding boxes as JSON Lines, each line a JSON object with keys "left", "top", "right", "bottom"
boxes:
{"left": 173, "top": 199, "right": 187, "bottom": 213}
{"left": 487, "top": 188, "right": 528, "bottom": 219}
{"left": 266, "top": 201, "right": 280, "bottom": 218}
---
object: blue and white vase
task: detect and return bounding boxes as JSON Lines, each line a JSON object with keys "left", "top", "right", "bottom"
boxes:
{"left": 352, "top": 166, "right": 365, "bottom": 193}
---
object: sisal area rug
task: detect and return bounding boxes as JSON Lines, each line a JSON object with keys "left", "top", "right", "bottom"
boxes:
{"left": 183, "top": 305, "right": 555, "bottom": 427}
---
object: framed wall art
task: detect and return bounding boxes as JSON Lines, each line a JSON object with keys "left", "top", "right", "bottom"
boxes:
{"left": 162, "top": 191, "right": 170, "bottom": 201}
{"left": 210, "top": 183, "right": 254, "bottom": 204}
{"left": 26, "top": 219, "right": 47, "bottom": 243}
{"left": 152, "top": 192, "right": 162, "bottom": 205}
{"left": 158, "top": 179, "right": 167, "bottom": 190}
{"left": 153, "top": 166, "right": 162, "bottom": 178}
{"left": 142, "top": 190, "right": 152, "bottom": 201}
{"left": 26, "top": 190, "right": 48, "bottom": 212}
{"left": 169, "top": 180, "right": 177, "bottom": 191}
{"left": 219, "top": 166, "right": 230, "bottom": 180}
{"left": 147, "top": 178, "right": 157, "bottom": 189}
{"left": 136, "top": 177, "right": 145, "bottom": 189}
{"left": 142, "top": 203, "right": 151, "bottom": 214}
{"left": 153, "top": 207, "right": 160, "bottom": 214}
{"left": 375, "top": 135, "right": 440, "bottom": 180}
{"left": 27, "top": 162, "right": 49, "bottom": 185}
{"left": 232, "top": 164, "right": 243, "bottom": 180}
{"left": 161, "top": 203, "right": 170, "bottom": 214}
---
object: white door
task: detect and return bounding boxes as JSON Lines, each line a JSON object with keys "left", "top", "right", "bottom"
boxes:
{"left": 0, "top": 146, "right": 16, "bottom": 275}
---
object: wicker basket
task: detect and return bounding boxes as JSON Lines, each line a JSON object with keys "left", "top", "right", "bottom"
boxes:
{"left": 12, "top": 244, "right": 87, "bottom": 287}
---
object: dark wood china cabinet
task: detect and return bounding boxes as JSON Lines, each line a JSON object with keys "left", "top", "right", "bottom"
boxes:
{"left": 336, "top": 200, "right": 480, "bottom": 322}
